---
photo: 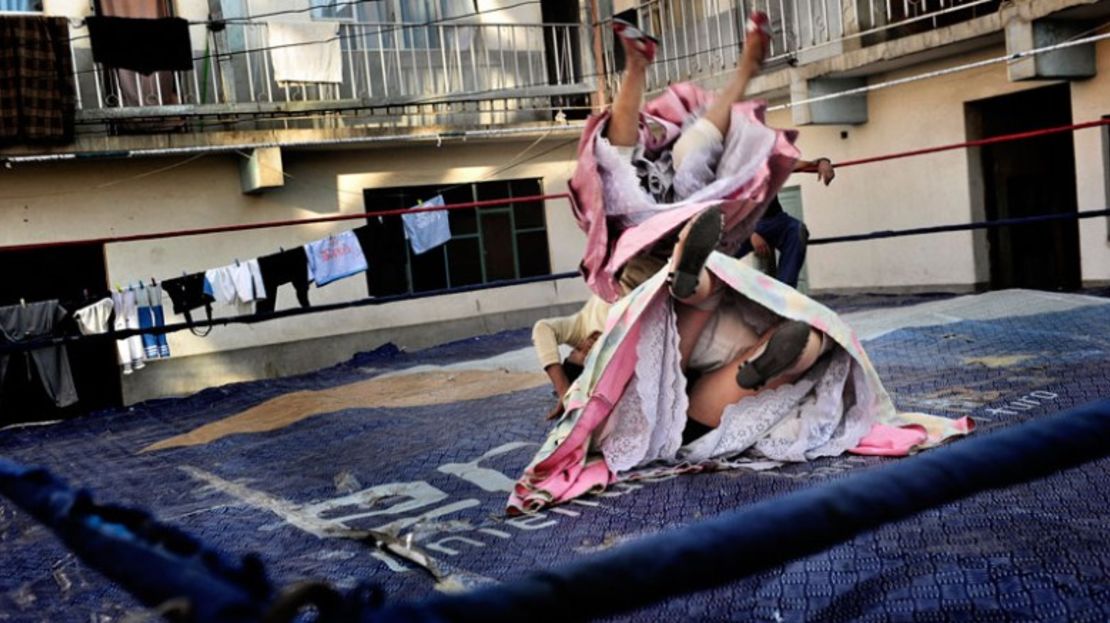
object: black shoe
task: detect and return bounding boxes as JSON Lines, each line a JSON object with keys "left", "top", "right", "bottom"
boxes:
{"left": 736, "top": 320, "right": 811, "bottom": 390}
{"left": 668, "top": 206, "right": 723, "bottom": 300}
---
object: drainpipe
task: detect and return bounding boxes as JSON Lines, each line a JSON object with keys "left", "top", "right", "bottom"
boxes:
{"left": 589, "top": 0, "right": 608, "bottom": 110}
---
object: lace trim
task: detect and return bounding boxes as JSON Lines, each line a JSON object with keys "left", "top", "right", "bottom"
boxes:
{"left": 601, "top": 301, "right": 688, "bottom": 473}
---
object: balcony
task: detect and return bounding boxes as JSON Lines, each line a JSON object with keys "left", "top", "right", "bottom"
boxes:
{"left": 598, "top": 0, "right": 1003, "bottom": 96}
{"left": 67, "top": 19, "right": 593, "bottom": 135}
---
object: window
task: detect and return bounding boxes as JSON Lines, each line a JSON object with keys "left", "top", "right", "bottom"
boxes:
{"left": 361, "top": 178, "right": 551, "bottom": 296}
{"left": 317, "top": 0, "right": 473, "bottom": 49}
{"left": 0, "top": 0, "right": 40, "bottom": 11}
{"left": 310, "top": 0, "right": 364, "bottom": 21}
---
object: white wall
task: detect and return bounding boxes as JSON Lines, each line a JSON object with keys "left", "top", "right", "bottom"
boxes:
{"left": 766, "top": 40, "right": 1110, "bottom": 290}
{"left": 0, "top": 138, "right": 587, "bottom": 364}
{"left": 1071, "top": 40, "right": 1110, "bottom": 283}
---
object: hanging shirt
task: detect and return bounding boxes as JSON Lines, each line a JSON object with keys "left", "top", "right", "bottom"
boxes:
{"left": 305, "top": 231, "right": 368, "bottom": 287}
{"left": 0, "top": 300, "right": 78, "bottom": 408}
{"left": 74, "top": 297, "right": 114, "bottom": 335}
{"left": 402, "top": 195, "right": 452, "bottom": 255}
{"left": 204, "top": 261, "right": 266, "bottom": 306}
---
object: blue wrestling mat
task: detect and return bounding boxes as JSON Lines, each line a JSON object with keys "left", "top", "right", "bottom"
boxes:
{"left": 1, "top": 293, "right": 1108, "bottom": 621}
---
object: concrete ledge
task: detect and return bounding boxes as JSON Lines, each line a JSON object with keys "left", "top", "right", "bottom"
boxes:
{"left": 120, "top": 300, "right": 585, "bottom": 405}
{"left": 810, "top": 282, "right": 986, "bottom": 296}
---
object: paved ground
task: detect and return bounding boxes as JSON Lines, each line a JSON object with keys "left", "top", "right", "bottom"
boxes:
{"left": 1, "top": 289, "right": 1108, "bottom": 622}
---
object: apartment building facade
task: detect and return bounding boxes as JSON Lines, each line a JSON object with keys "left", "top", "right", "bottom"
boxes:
{"left": 0, "top": 0, "right": 1107, "bottom": 410}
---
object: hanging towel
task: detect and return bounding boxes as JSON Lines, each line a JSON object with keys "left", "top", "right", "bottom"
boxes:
{"left": 0, "top": 16, "right": 76, "bottom": 145}
{"left": 402, "top": 195, "right": 452, "bottom": 255}
{"left": 73, "top": 297, "right": 114, "bottom": 335}
{"left": 305, "top": 231, "right": 368, "bottom": 287}
{"left": 256, "top": 248, "right": 311, "bottom": 314}
{"left": 0, "top": 300, "right": 78, "bottom": 409}
{"left": 267, "top": 22, "right": 342, "bottom": 84}
{"left": 85, "top": 16, "right": 193, "bottom": 74}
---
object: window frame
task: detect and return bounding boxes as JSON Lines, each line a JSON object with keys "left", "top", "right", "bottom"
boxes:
{"left": 362, "top": 177, "right": 551, "bottom": 295}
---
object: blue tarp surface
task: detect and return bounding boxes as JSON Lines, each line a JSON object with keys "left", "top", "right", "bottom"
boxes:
{"left": 1, "top": 297, "right": 1109, "bottom": 621}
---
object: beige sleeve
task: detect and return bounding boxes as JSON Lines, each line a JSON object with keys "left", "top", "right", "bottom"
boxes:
{"left": 532, "top": 312, "right": 581, "bottom": 369}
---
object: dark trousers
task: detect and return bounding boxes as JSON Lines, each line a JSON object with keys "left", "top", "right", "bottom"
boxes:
{"left": 736, "top": 211, "right": 809, "bottom": 288}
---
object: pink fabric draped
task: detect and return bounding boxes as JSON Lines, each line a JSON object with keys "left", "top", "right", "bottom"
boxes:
{"left": 568, "top": 83, "right": 800, "bottom": 302}
{"left": 508, "top": 314, "right": 648, "bottom": 513}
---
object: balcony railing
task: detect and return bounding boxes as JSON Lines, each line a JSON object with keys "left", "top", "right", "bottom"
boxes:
{"left": 600, "top": 0, "right": 1000, "bottom": 95}
{"left": 63, "top": 0, "right": 1002, "bottom": 130}
{"left": 70, "top": 20, "right": 591, "bottom": 128}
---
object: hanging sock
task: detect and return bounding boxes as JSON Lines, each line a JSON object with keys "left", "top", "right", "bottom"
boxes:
{"left": 112, "top": 290, "right": 144, "bottom": 374}
{"left": 149, "top": 284, "right": 170, "bottom": 358}
{"left": 136, "top": 286, "right": 159, "bottom": 360}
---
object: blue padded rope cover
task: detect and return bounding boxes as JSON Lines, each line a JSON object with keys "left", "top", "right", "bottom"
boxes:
{"left": 0, "top": 459, "right": 274, "bottom": 622}
{"left": 370, "top": 399, "right": 1110, "bottom": 623}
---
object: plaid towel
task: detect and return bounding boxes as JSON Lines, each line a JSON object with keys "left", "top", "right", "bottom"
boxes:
{"left": 0, "top": 16, "right": 76, "bottom": 145}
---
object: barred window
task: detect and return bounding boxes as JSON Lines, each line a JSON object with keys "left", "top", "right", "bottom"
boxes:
{"left": 360, "top": 178, "right": 551, "bottom": 296}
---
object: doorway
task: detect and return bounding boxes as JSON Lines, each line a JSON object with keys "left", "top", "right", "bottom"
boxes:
{"left": 966, "top": 84, "right": 1081, "bottom": 290}
{"left": 0, "top": 243, "right": 122, "bottom": 422}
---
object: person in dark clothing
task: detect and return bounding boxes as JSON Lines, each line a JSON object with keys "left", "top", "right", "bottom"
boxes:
{"left": 735, "top": 159, "right": 834, "bottom": 288}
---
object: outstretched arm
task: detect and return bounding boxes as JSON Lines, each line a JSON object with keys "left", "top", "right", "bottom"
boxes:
{"left": 794, "top": 157, "right": 835, "bottom": 185}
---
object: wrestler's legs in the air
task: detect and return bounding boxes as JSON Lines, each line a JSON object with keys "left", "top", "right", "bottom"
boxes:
{"left": 668, "top": 207, "right": 830, "bottom": 429}
{"left": 613, "top": 15, "right": 771, "bottom": 297}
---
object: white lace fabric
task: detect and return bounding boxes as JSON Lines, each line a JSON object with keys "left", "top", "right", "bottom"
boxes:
{"left": 599, "top": 298, "right": 879, "bottom": 478}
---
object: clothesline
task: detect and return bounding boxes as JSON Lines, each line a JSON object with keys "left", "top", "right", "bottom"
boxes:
{"left": 0, "top": 194, "right": 457, "bottom": 399}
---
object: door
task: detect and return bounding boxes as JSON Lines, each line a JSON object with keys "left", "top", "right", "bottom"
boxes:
{"left": 0, "top": 243, "right": 122, "bottom": 422}
{"left": 967, "top": 84, "right": 1081, "bottom": 290}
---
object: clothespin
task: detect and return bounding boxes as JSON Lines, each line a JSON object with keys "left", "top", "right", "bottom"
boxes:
{"left": 235, "top": 258, "right": 240, "bottom": 267}
{"left": 19, "top": 297, "right": 26, "bottom": 308}
{"left": 436, "top": 134, "right": 443, "bottom": 148}
{"left": 279, "top": 246, "right": 285, "bottom": 253}
{"left": 115, "top": 283, "right": 123, "bottom": 292}
{"left": 150, "top": 277, "right": 157, "bottom": 287}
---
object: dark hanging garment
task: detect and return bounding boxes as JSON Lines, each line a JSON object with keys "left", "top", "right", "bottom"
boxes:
{"left": 354, "top": 220, "right": 410, "bottom": 296}
{"left": 85, "top": 16, "right": 194, "bottom": 74}
{"left": 0, "top": 16, "right": 76, "bottom": 145}
{"left": 256, "top": 248, "right": 312, "bottom": 314}
{"left": 161, "top": 273, "right": 215, "bottom": 336}
{"left": 0, "top": 300, "right": 79, "bottom": 413}
{"left": 93, "top": 0, "right": 188, "bottom": 133}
